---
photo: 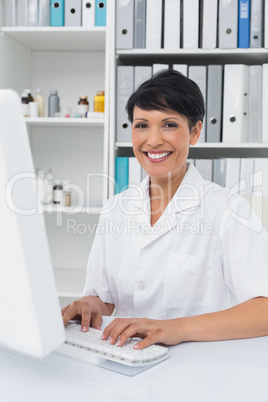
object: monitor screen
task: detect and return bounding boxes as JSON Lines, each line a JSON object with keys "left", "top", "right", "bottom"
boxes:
{"left": 0, "top": 89, "right": 65, "bottom": 357}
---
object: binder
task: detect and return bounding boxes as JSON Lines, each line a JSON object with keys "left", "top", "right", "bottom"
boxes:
{"left": 172, "top": 64, "right": 188, "bottom": 76}
{"left": 252, "top": 158, "right": 268, "bottom": 197}
{"left": 116, "top": 66, "right": 134, "bottom": 143}
{"left": 5, "top": 0, "right": 16, "bottom": 26}
{"left": 183, "top": 0, "right": 199, "bottom": 48}
{"left": 50, "top": 0, "right": 64, "bottom": 26}
{"left": 115, "top": 157, "right": 129, "bottom": 194}
{"left": 146, "top": 0, "right": 162, "bottom": 49}
{"left": 262, "top": 64, "right": 268, "bottom": 142}
{"left": 195, "top": 159, "right": 213, "bottom": 181}
{"left": 201, "top": 0, "right": 218, "bottom": 49}
{"left": 116, "top": 0, "right": 134, "bottom": 50}
{"left": 238, "top": 0, "right": 250, "bottom": 48}
{"left": 248, "top": 65, "right": 262, "bottom": 142}
{"left": 222, "top": 65, "right": 249, "bottom": 143}
{"left": 95, "top": 0, "right": 106, "bottom": 26}
{"left": 82, "top": 0, "right": 95, "bottom": 28}
{"left": 265, "top": 0, "right": 268, "bottom": 47}
{"left": 240, "top": 158, "right": 255, "bottom": 196}
{"left": 218, "top": 0, "right": 238, "bottom": 48}
{"left": 39, "top": 0, "right": 50, "bottom": 26}
{"left": 250, "top": 0, "right": 263, "bottom": 47}
{"left": 225, "top": 158, "right": 241, "bottom": 191}
{"left": 164, "top": 0, "right": 180, "bottom": 49}
{"left": 65, "top": 0, "right": 82, "bottom": 26}
{"left": 152, "top": 64, "right": 169, "bottom": 75}
{"left": 128, "top": 157, "right": 142, "bottom": 186}
{"left": 206, "top": 65, "right": 223, "bottom": 143}
{"left": 134, "top": 0, "right": 146, "bottom": 49}
{"left": 188, "top": 66, "right": 207, "bottom": 143}
{"left": 28, "top": 0, "right": 38, "bottom": 26}
{"left": 213, "top": 159, "right": 226, "bottom": 187}
{"left": 17, "top": 0, "right": 28, "bottom": 26}
{"left": 134, "top": 66, "right": 152, "bottom": 91}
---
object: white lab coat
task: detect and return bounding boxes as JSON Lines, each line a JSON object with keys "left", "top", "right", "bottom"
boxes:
{"left": 83, "top": 163, "right": 268, "bottom": 319}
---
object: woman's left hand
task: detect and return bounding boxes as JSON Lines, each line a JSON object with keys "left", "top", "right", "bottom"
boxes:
{"left": 100, "top": 317, "right": 183, "bottom": 349}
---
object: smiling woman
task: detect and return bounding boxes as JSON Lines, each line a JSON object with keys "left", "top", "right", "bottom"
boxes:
{"left": 62, "top": 70, "right": 268, "bottom": 351}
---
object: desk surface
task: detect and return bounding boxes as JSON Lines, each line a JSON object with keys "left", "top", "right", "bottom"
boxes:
{"left": 1, "top": 335, "right": 268, "bottom": 402}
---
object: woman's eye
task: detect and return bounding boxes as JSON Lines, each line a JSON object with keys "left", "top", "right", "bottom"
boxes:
{"left": 135, "top": 123, "right": 147, "bottom": 129}
{"left": 164, "top": 122, "right": 178, "bottom": 128}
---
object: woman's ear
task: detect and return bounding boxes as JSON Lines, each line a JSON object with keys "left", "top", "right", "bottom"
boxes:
{"left": 190, "top": 121, "right": 202, "bottom": 146}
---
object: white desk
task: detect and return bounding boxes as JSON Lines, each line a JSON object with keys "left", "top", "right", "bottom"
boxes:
{"left": 1, "top": 336, "right": 268, "bottom": 402}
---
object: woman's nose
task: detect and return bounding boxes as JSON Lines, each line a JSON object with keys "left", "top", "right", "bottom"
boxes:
{"left": 146, "top": 128, "right": 164, "bottom": 147}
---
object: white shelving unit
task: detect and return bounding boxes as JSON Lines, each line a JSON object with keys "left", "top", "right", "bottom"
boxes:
{"left": 0, "top": 0, "right": 111, "bottom": 307}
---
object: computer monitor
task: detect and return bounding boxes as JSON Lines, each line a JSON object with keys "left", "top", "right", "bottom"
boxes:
{"left": 0, "top": 89, "right": 65, "bottom": 357}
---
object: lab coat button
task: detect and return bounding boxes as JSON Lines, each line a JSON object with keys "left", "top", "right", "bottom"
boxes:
{"left": 138, "top": 282, "right": 145, "bottom": 291}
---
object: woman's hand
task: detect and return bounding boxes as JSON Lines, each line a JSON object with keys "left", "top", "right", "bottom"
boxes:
{"left": 61, "top": 296, "right": 104, "bottom": 332}
{"left": 101, "top": 317, "right": 184, "bottom": 349}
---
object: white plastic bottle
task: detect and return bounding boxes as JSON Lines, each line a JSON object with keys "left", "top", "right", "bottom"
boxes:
{"left": 34, "top": 89, "right": 44, "bottom": 117}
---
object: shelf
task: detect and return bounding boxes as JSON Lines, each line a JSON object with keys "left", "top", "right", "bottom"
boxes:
{"left": 116, "top": 48, "right": 268, "bottom": 64}
{"left": 1, "top": 27, "right": 106, "bottom": 51}
{"left": 42, "top": 204, "right": 102, "bottom": 214}
{"left": 25, "top": 117, "right": 105, "bottom": 128}
{"left": 116, "top": 142, "right": 268, "bottom": 149}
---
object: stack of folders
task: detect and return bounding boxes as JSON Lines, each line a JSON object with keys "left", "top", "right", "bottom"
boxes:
{"left": 5, "top": 0, "right": 106, "bottom": 27}
{"left": 116, "top": 0, "right": 268, "bottom": 50}
{"left": 115, "top": 157, "right": 268, "bottom": 197}
{"left": 116, "top": 64, "right": 268, "bottom": 144}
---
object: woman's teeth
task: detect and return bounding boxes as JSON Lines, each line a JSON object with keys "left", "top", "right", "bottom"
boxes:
{"left": 147, "top": 152, "right": 171, "bottom": 160}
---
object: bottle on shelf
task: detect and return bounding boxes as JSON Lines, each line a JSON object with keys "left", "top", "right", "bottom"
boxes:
{"left": 36, "top": 168, "right": 54, "bottom": 205}
{"left": 34, "top": 89, "right": 45, "bottom": 117}
{"left": 21, "top": 92, "right": 29, "bottom": 117}
{"left": 24, "top": 89, "right": 34, "bottom": 103}
{"left": 53, "top": 180, "right": 63, "bottom": 204}
{"left": 29, "top": 102, "right": 39, "bottom": 118}
{"left": 78, "top": 95, "right": 89, "bottom": 117}
{"left": 48, "top": 90, "right": 60, "bottom": 117}
{"left": 94, "top": 91, "right": 105, "bottom": 113}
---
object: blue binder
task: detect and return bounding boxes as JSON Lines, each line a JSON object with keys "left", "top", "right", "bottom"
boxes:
{"left": 50, "top": 0, "right": 64, "bottom": 26}
{"left": 115, "top": 157, "right": 129, "bottom": 194}
{"left": 95, "top": 0, "right": 106, "bottom": 26}
{"left": 238, "top": 0, "right": 250, "bottom": 48}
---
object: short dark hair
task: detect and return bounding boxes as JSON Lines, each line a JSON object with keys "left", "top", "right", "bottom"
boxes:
{"left": 126, "top": 69, "right": 205, "bottom": 130}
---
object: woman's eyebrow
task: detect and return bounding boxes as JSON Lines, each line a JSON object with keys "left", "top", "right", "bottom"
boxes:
{"left": 133, "top": 118, "right": 148, "bottom": 122}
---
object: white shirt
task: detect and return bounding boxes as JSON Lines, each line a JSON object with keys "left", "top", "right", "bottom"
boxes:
{"left": 83, "top": 163, "right": 268, "bottom": 319}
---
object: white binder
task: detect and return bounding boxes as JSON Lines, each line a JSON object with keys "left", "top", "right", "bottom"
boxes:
{"left": 134, "top": 66, "right": 152, "bottom": 91}
{"left": 17, "top": 0, "right": 28, "bottom": 26}
{"left": 146, "top": 0, "right": 162, "bottom": 49}
{"left": 39, "top": 0, "right": 50, "bottom": 26}
{"left": 28, "top": 0, "right": 38, "bottom": 26}
{"left": 265, "top": 0, "right": 268, "bottom": 48}
{"left": 250, "top": 0, "right": 263, "bottom": 47}
{"left": 201, "top": 0, "right": 218, "bottom": 49}
{"left": 129, "top": 157, "right": 142, "bottom": 186}
{"left": 240, "top": 158, "right": 255, "bottom": 196}
{"left": 188, "top": 66, "right": 207, "bottom": 143}
{"left": 213, "top": 159, "right": 226, "bottom": 187}
{"left": 5, "top": 0, "right": 16, "bottom": 26}
{"left": 222, "top": 65, "right": 249, "bottom": 143}
{"left": 195, "top": 159, "right": 213, "bottom": 181}
{"left": 82, "top": 0, "right": 95, "bottom": 28}
{"left": 248, "top": 65, "right": 262, "bottom": 142}
{"left": 225, "top": 158, "right": 241, "bottom": 191}
{"left": 183, "top": 0, "right": 199, "bottom": 48}
{"left": 206, "top": 65, "right": 223, "bottom": 143}
{"left": 65, "top": 0, "right": 82, "bottom": 26}
{"left": 218, "top": 0, "right": 238, "bottom": 48}
{"left": 152, "top": 64, "right": 169, "bottom": 74}
{"left": 116, "top": 0, "right": 134, "bottom": 49}
{"left": 164, "top": 0, "right": 180, "bottom": 49}
{"left": 116, "top": 66, "right": 134, "bottom": 143}
{"left": 134, "top": 0, "right": 146, "bottom": 48}
{"left": 172, "top": 64, "right": 188, "bottom": 76}
{"left": 262, "top": 64, "right": 268, "bottom": 142}
{"left": 253, "top": 158, "right": 268, "bottom": 197}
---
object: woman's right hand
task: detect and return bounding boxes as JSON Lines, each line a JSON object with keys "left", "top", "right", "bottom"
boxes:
{"left": 61, "top": 296, "right": 103, "bottom": 332}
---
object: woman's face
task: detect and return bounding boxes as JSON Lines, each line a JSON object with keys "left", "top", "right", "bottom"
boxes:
{"left": 132, "top": 106, "right": 201, "bottom": 182}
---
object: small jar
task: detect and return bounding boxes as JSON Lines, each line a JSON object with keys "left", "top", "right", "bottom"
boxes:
{"left": 21, "top": 92, "right": 29, "bottom": 117}
{"left": 53, "top": 180, "right": 63, "bottom": 204}
{"left": 37, "top": 168, "right": 53, "bottom": 204}
{"left": 78, "top": 95, "right": 89, "bottom": 117}
{"left": 94, "top": 91, "right": 105, "bottom": 113}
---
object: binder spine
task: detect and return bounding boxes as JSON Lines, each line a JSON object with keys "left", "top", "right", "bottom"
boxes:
{"left": 95, "top": 0, "right": 106, "bottom": 26}
{"left": 115, "top": 157, "right": 129, "bottom": 194}
{"left": 116, "top": 66, "right": 134, "bottom": 143}
{"left": 134, "top": 0, "right": 146, "bottom": 49}
{"left": 82, "top": 1, "right": 95, "bottom": 28}
{"left": 50, "top": 0, "right": 64, "bottom": 26}
{"left": 65, "top": 0, "right": 82, "bottom": 26}
{"left": 250, "top": 0, "right": 263, "bottom": 48}
{"left": 39, "top": 0, "right": 50, "bottom": 26}
{"left": 116, "top": 0, "right": 134, "bottom": 50}
{"left": 238, "top": 0, "right": 250, "bottom": 48}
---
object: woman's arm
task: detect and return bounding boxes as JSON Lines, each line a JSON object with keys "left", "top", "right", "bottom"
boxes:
{"left": 101, "top": 297, "right": 268, "bottom": 349}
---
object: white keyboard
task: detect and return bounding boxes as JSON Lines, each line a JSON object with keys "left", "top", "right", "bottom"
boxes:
{"left": 64, "top": 322, "right": 169, "bottom": 367}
